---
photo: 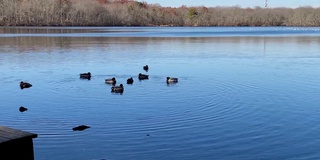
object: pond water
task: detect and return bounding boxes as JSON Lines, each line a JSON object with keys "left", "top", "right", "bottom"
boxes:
{"left": 1, "top": 27, "right": 320, "bottom": 160}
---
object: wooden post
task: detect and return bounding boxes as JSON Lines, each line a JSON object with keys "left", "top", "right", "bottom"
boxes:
{"left": 0, "top": 126, "right": 38, "bottom": 160}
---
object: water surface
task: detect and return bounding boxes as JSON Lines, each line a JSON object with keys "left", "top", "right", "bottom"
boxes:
{"left": 1, "top": 27, "right": 320, "bottom": 160}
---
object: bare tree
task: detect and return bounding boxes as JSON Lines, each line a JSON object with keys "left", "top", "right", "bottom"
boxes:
{"left": 0, "top": 0, "right": 319, "bottom": 26}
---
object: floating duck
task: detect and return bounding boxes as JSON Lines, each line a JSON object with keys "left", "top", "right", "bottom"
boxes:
{"left": 143, "top": 65, "right": 149, "bottom": 71}
{"left": 19, "top": 106, "right": 28, "bottom": 112}
{"left": 20, "top": 81, "right": 32, "bottom": 89}
{"left": 127, "top": 77, "right": 134, "bottom": 84}
{"left": 111, "top": 84, "right": 124, "bottom": 93}
{"left": 80, "top": 72, "right": 91, "bottom": 79}
{"left": 167, "top": 77, "right": 178, "bottom": 83}
{"left": 105, "top": 77, "right": 116, "bottom": 85}
{"left": 72, "top": 125, "right": 90, "bottom": 131}
{"left": 138, "top": 73, "right": 149, "bottom": 80}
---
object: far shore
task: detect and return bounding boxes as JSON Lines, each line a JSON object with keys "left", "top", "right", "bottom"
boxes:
{"left": 1, "top": 0, "right": 320, "bottom": 27}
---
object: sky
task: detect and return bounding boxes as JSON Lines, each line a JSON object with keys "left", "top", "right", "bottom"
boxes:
{"left": 140, "top": 0, "right": 320, "bottom": 8}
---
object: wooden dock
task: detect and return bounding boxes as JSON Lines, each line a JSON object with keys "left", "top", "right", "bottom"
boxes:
{"left": 0, "top": 126, "right": 37, "bottom": 160}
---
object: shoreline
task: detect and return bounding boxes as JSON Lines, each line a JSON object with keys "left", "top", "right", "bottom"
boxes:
{"left": 1, "top": 0, "right": 320, "bottom": 27}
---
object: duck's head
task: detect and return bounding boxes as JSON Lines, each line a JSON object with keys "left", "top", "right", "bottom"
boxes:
{"left": 120, "top": 84, "right": 123, "bottom": 88}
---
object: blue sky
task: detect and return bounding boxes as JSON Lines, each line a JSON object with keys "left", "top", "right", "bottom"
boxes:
{"left": 140, "top": 0, "right": 320, "bottom": 8}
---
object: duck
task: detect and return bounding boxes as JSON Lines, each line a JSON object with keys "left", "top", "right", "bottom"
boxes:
{"left": 167, "top": 77, "right": 178, "bottom": 83}
{"left": 111, "top": 84, "right": 124, "bottom": 93}
{"left": 138, "top": 73, "right": 149, "bottom": 80}
{"left": 127, "top": 77, "right": 134, "bottom": 84}
{"left": 72, "top": 125, "right": 90, "bottom": 131}
{"left": 143, "top": 65, "right": 149, "bottom": 71}
{"left": 20, "top": 81, "right": 32, "bottom": 89}
{"left": 105, "top": 77, "right": 116, "bottom": 85}
{"left": 19, "top": 106, "right": 28, "bottom": 112}
{"left": 80, "top": 72, "right": 91, "bottom": 79}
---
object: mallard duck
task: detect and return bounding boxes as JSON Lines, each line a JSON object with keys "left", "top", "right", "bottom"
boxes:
{"left": 143, "top": 65, "right": 149, "bottom": 71}
{"left": 111, "top": 84, "right": 124, "bottom": 93}
{"left": 19, "top": 106, "right": 28, "bottom": 112}
{"left": 127, "top": 77, "right": 134, "bottom": 84}
{"left": 138, "top": 73, "right": 149, "bottom": 80}
{"left": 20, "top": 81, "right": 32, "bottom": 89}
{"left": 167, "top": 77, "right": 178, "bottom": 83}
{"left": 80, "top": 72, "right": 91, "bottom": 79}
{"left": 72, "top": 125, "right": 90, "bottom": 131}
{"left": 105, "top": 77, "right": 116, "bottom": 85}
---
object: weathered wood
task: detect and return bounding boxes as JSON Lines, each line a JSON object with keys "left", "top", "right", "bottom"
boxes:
{"left": 0, "top": 126, "right": 37, "bottom": 160}
{"left": 0, "top": 126, "right": 37, "bottom": 143}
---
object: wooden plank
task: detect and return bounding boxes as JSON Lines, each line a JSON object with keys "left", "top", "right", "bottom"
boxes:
{"left": 0, "top": 126, "right": 37, "bottom": 143}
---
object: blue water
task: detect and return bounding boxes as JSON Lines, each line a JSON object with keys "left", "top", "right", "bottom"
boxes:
{"left": 1, "top": 27, "right": 320, "bottom": 160}
{"left": 1, "top": 26, "right": 320, "bottom": 37}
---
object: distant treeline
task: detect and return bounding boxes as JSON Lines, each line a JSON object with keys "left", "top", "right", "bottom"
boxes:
{"left": 1, "top": 0, "right": 320, "bottom": 26}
